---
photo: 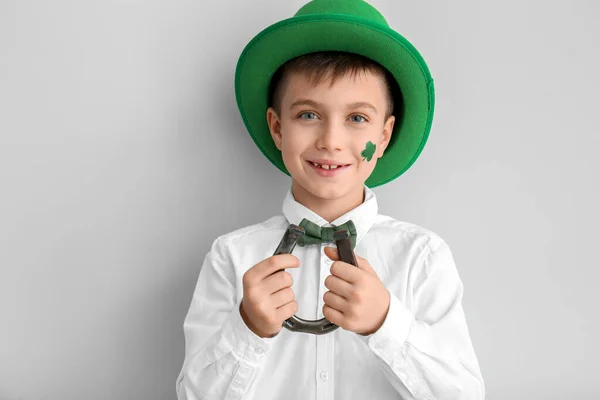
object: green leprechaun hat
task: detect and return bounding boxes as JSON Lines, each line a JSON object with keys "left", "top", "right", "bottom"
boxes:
{"left": 235, "top": 0, "right": 435, "bottom": 187}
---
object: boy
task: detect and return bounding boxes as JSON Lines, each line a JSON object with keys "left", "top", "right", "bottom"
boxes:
{"left": 177, "top": 0, "right": 485, "bottom": 399}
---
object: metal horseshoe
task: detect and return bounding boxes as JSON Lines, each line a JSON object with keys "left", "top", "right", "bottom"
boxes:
{"left": 272, "top": 224, "right": 358, "bottom": 335}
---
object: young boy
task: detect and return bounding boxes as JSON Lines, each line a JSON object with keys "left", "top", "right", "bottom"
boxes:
{"left": 177, "top": 1, "right": 484, "bottom": 399}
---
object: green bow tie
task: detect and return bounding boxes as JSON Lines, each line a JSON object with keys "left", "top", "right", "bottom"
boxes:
{"left": 297, "top": 218, "right": 357, "bottom": 248}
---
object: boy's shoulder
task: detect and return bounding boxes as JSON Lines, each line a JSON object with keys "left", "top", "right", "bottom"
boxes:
{"left": 372, "top": 213, "right": 449, "bottom": 252}
{"left": 212, "top": 215, "right": 288, "bottom": 247}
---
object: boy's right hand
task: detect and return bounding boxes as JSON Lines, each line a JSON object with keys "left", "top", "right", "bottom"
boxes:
{"left": 240, "top": 254, "right": 300, "bottom": 338}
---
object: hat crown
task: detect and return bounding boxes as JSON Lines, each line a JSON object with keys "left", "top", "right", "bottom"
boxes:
{"left": 294, "top": 0, "right": 388, "bottom": 27}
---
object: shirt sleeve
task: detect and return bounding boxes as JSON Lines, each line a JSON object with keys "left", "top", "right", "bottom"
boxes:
{"left": 176, "top": 236, "right": 280, "bottom": 400}
{"left": 359, "top": 239, "right": 486, "bottom": 399}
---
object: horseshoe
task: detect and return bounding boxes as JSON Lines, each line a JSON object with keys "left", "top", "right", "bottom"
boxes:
{"left": 272, "top": 224, "right": 358, "bottom": 335}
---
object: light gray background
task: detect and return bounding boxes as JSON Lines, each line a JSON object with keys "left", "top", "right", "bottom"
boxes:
{"left": 1, "top": 0, "right": 598, "bottom": 399}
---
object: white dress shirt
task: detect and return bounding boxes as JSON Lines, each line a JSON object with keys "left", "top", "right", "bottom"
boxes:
{"left": 176, "top": 185, "right": 485, "bottom": 400}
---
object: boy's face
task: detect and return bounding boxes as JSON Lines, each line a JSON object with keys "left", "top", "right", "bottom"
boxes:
{"left": 266, "top": 69, "right": 395, "bottom": 208}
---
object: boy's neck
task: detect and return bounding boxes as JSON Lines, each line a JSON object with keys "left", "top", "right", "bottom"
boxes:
{"left": 290, "top": 180, "right": 365, "bottom": 223}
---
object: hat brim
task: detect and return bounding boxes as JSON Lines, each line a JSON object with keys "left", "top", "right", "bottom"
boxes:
{"left": 235, "top": 13, "right": 435, "bottom": 187}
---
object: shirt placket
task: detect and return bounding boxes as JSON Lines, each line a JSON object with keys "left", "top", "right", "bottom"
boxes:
{"left": 316, "top": 242, "right": 335, "bottom": 400}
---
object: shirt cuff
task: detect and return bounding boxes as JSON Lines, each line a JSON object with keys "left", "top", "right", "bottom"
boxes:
{"left": 359, "top": 291, "right": 415, "bottom": 362}
{"left": 221, "top": 300, "right": 280, "bottom": 363}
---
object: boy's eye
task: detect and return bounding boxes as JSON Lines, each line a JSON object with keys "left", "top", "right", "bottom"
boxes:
{"left": 298, "top": 112, "right": 318, "bottom": 120}
{"left": 350, "top": 114, "right": 367, "bottom": 123}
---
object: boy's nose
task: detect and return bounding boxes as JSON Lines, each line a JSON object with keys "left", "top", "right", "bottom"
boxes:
{"left": 316, "top": 120, "right": 344, "bottom": 151}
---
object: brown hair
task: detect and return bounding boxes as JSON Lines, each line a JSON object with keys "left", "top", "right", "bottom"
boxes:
{"left": 268, "top": 51, "right": 399, "bottom": 120}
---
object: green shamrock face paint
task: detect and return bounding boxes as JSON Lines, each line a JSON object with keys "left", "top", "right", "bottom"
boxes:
{"left": 361, "top": 141, "right": 376, "bottom": 162}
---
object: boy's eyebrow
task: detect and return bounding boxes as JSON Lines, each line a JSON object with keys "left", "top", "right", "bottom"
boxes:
{"left": 290, "top": 99, "right": 378, "bottom": 115}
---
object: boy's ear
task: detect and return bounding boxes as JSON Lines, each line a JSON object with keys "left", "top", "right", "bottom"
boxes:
{"left": 377, "top": 115, "right": 395, "bottom": 158}
{"left": 266, "top": 107, "right": 283, "bottom": 151}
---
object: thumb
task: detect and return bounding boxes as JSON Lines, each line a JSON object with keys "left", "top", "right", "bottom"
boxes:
{"left": 325, "top": 248, "right": 375, "bottom": 275}
{"left": 323, "top": 246, "right": 341, "bottom": 261}
{"left": 355, "top": 254, "right": 378, "bottom": 276}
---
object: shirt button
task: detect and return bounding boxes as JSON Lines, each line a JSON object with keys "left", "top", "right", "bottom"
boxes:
{"left": 324, "top": 258, "right": 332, "bottom": 265}
{"left": 255, "top": 347, "right": 264, "bottom": 355}
{"left": 378, "top": 339, "right": 388, "bottom": 349}
{"left": 320, "top": 371, "right": 329, "bottom": 381}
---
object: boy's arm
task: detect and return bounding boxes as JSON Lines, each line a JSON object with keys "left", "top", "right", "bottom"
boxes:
{"left": 359, "top": 239, "right": 485, "bottom": 400}
{"left": 176, "top": 236, "right": 278, "bottom": 400}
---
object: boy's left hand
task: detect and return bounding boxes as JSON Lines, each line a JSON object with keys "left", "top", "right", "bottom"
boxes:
{"left": 322, "top": 247, "right": 390, "bottom": 336}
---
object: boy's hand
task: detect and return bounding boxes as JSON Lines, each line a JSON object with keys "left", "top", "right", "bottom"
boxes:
{"left": 322, "top": 247, "right": 390, "bottom": 336}
{"left": 240, "top": 254, "right": 300, "bottom": 338}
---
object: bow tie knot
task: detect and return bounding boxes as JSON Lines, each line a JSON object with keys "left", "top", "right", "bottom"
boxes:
{"left": 297, "top": 218, "right": 357, "bottom": 248}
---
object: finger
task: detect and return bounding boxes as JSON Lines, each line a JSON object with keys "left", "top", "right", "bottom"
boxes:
{"left": 276, "top": 299, "right": 298, "bottom": 320}
{"left": 257, "top": 254, "right": 300, "bottom": 281}
{"left": 324, "top": 274, "right": 353, "bottom": 299}
{"left": 323, "top": 290, "right": 349, "bottom": 313}
{"left": 323, "top": 304, "right": 344, "bottom": 328}
{"left": 330, "top": 260, "right": 362, "bottom": 284}
{"left": 263, "top": 270, "right": 293, "bottom": 294}
{"left": 272, "top": 287, "right": 295, "bottom": 308}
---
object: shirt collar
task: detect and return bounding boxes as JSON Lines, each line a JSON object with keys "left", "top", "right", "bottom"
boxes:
{"left": 281, "top": 184, "right": 378, "bottom": 246}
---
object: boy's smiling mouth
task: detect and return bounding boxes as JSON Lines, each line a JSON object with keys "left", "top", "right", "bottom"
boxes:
{"left": 306, "top": 159, "right": 351, "bottom": 177}
{"left": 307, "top": 158, "right": 351, "bottom": 168}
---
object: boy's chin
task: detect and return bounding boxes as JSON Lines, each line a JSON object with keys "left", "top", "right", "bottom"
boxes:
{"left": 292, "top": 176, "right": 364, "bottom": 200}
